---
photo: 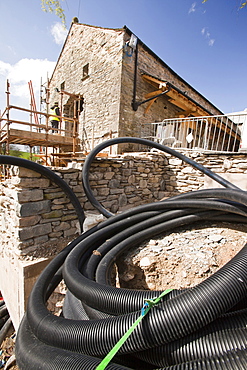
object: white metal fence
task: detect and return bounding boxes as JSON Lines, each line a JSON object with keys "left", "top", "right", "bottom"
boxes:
{"left": 142, "top": 112, "right": 247, "bottom": 152}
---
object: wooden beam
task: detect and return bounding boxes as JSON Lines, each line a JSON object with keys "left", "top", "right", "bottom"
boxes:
{"left": 167, "top": 92, "right": 206, "bottom": 117}
{"left": 175, "top": 109, "right": 197, "bottom": 118}
{"left": 145, "top": 98, "right": 158, "bottom": 114}
{"left": 142, "top": 73, "right": 209, "bottom": 117}
{"left": 141, "top": 73, "right": 240, "bottom": 142}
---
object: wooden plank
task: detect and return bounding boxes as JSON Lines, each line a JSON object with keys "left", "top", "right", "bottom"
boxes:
{"left": 3, "top": 129, "right": 78, "bottom": 147}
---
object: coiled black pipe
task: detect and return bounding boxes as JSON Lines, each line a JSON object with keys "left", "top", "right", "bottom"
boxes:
{"left": 134, "top": 309, "right": 247, "bottom": 366}
{"left": 0, "top": 314, "right": 10, "bottom": 329}
{"left": 1, "top": 138, "right": 246, "bottom": 369}
{"left": 0, "top": 317, "right": 13, "bottom": 346}
{"left": 0, "top": 304, "right": 8, "bottom": 319}
{"left": 0, "top": 301, "right": 11, "bottom": 346}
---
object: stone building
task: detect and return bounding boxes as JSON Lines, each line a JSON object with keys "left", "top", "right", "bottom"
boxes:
{"left": 48, "top": 23, "right": 223, "bottom": 154}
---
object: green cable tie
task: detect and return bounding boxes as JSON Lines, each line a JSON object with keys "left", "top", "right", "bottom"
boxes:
{"left": 95, "top": 288, "right": 173, "bottom": 370}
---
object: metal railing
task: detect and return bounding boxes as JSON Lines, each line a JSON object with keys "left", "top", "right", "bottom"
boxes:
{"left": 142, "top": 112, "right": 247, "bottom": 152}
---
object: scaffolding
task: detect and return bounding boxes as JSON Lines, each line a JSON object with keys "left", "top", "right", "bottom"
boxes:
{"left": 0, "top": 80, "right": 83, "bottom": 167}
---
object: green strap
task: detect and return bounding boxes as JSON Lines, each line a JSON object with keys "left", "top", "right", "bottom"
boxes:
{"left": 95, "top": 288, "right": 173, "bottom": 370}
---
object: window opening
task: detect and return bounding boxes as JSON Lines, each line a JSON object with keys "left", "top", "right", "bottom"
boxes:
{"left": 82, "top": 63, "right": 89, "bottom": 80}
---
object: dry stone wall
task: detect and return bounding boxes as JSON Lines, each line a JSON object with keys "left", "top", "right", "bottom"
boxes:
{"left": 1, "top": 151, "right": 247, "bottom": 258}
{"left": 0, "top": 166, "right": 80, "bottom": 258}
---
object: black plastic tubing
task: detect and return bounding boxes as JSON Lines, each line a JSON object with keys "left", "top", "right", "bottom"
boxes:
{"left": 2, "top": 138, "right": 245, "bottom": 369}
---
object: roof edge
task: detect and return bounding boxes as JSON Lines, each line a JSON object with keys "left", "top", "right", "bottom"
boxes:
{"left": 123, "top": 26, "right": 223, "bottom": 115}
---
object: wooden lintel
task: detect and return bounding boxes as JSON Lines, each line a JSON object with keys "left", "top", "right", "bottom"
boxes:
{"left": 61, "top": 90, "right": 81, "bottom": 99}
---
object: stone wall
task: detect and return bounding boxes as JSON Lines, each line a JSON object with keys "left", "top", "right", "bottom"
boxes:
{"left": 49, "top": 24, "right": 124, "bottom": 153}
{"left": 0, "top": 166, "right": 80, "bottom": 257}
{"left": 1, "top": 151, "right": 247, "bottom": 258}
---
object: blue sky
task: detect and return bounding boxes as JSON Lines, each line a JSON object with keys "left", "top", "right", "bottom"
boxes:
{"left": 0, "top": 0, "right": 246, "bottom": 115}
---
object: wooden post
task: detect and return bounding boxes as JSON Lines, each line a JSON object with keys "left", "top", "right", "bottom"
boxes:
{"left": 30, "top": 102, "right": 33, "bottom": 132}
{"left": 6, "top": 80, "right": 10, "bottom": 155}
{"left": 44, "top": 111, "right": 49, "bottom": 166}
{"left": 60, "top": 92, "right": 63, "bottom": 135}
{"left": 72, "top": 100, "right": 77, "bottom": 155}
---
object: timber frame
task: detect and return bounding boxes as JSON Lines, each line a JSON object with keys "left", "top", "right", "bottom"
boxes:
{"left": 141, "top": 73, "right": 212, "bottom": 117}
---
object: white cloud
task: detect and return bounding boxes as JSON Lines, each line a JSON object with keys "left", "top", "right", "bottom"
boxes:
{"left": 189, "top": 2, "right": 197, "bottom": 14}
{"left": 0, "top": 61, "right": 12, "bottom": 77}
{"left": 0, "top": 58, "right": 56, "bottom": 110}
{"left": 201, "top": 27, "right": 215, "bottom": 47}
{"left": 51, "top": 22, "right": 68, "bottom": 45}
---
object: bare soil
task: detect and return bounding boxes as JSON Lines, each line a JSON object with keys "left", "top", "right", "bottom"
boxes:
{"left": 116, "top": 221, "right": 247, "bottom": 291}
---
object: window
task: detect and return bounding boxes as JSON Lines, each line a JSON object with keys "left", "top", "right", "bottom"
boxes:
{"left": 82, "top": 63, "right": 89, "bottom": 80}
{"left": 60, "top": 81, "right": 65, "bottom": 91}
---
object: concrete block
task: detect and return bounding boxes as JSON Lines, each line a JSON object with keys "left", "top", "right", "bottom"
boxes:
{"left": 0, "top": 253, "right": 52, "bottom": 330}
{"left": 204, "top": 173, "right": 247, "bottom": 190}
